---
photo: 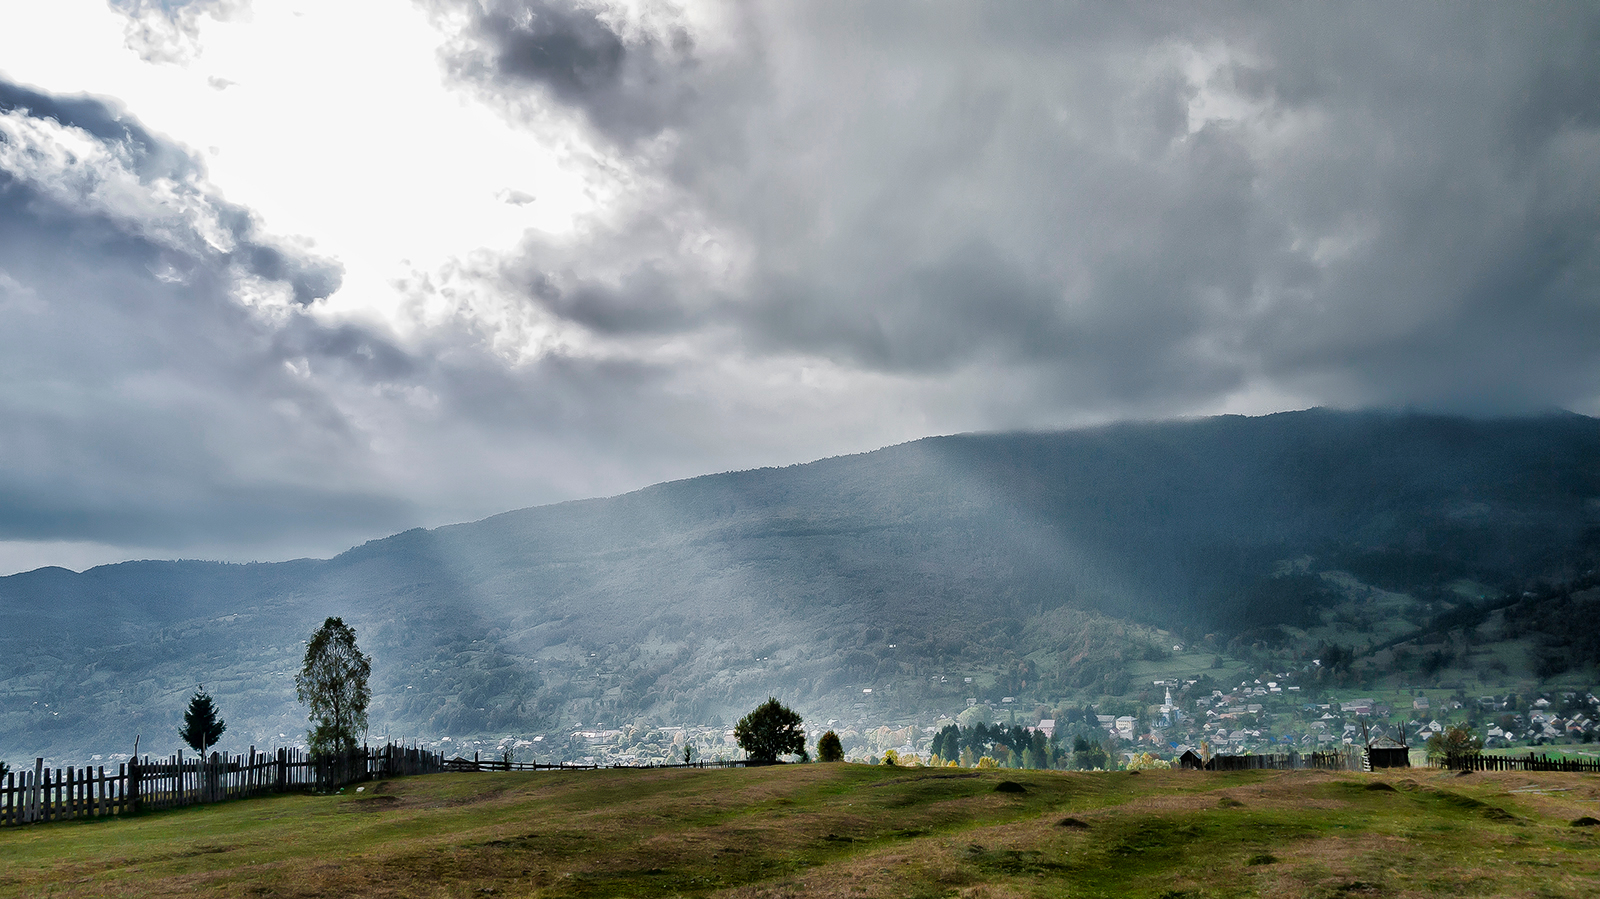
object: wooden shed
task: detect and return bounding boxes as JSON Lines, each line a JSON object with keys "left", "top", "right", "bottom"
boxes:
{"left": 1366, "top": 736, "right": 1410, "bottom": 769}
{"left": 1177, "top": 749, "right": 1205, "bottom": 770}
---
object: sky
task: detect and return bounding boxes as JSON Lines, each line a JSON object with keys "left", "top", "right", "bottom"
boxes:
{"left": 0, "top": 1, "right": 1597, "bottom": 575}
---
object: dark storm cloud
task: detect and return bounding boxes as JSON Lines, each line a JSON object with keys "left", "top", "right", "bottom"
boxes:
{"left": 243, "top": 243, "right": 345, "bottom": 307}
{"left": 429, "top": 0, "right": 696, "bottom": 144}
{"left": 495, "top": 221, "right": 717, "bottom": 335}
{"left": 432, "top": 0, "right": 1600, "bottom": 418}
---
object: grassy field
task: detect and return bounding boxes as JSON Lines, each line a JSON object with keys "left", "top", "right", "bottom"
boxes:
{"left": 2, "top": 764, "right": 1598, "bottom": 898}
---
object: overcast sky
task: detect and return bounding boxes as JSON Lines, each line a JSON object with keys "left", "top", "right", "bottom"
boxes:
{"left": 0, "top": 1, "right": 1597, "bottom": 574}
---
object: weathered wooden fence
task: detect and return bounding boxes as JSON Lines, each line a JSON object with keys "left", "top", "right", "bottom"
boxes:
{"left": 0, "top": 742, "right": 755, "bottom": 826}
{"left": 1204, "top": 749, "right": 1360, "bottom": 771}
{"left": 441, "top": 752, "right": 746, "bottom": 772}
{"left": 1439, "top": 752, "right": 1600, "bottom": 773}
{"left": 1, "top": 743, "right": 446, "bottom": 827}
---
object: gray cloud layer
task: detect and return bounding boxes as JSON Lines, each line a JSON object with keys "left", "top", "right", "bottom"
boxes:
{"left": 0, "top": 81, "right": 392, "bottom": 551}
{"left": 435, "top": 0, "right": 696, "bottom": 144}
{"left": 433, "top": 1, "right": 1600, "bottom": 415}
{"left": 0, "top": 76, "right": 886, "bottom": 563}
{"left": 4, "top": 2, "right": 1600, "bottom": 568}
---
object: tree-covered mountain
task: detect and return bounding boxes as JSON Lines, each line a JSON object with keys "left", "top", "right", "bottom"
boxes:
{"left": 4, "top": 409, "right": 1599, "bottom": 762}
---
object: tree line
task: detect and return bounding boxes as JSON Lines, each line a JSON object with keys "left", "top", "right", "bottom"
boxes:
{"left": 924, "top": 721, "right": 1103, "bottom": 769}
{"left": 157, "top": 626, "right": 1127, "bottom": 774}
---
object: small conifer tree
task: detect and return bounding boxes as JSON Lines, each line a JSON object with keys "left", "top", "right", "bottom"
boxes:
{"left": 180, "top": 688, "right": 227, "bottom": 755}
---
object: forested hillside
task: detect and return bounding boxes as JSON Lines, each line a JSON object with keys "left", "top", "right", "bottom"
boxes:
{"left": 4, "top": 409, "right": 1599, "bottom": 761}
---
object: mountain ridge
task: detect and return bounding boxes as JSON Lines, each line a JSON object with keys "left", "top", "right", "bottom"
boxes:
{"left": 4, "top": 408, "right": 1599, "bottom": 763}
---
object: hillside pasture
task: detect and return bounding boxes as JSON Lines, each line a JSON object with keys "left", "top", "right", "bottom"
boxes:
{"left": 3, "top": 764, "right": 1598, "bottom": 898}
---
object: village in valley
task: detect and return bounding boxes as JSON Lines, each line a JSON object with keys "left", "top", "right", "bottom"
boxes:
{"left": 415, "top": 665, "right": 1600, "bottom": 770}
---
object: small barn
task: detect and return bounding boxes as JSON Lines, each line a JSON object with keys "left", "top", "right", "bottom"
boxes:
{"left": 1177, "top": 749, "right": 1204, "bottom": 770}
{"left": 1366, "top": 736, "right": 1410, "bottom": 769}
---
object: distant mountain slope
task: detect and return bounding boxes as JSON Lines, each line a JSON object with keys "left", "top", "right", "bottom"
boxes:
{"left": 4, "top": 409, "right": 1598, "bottom": 761}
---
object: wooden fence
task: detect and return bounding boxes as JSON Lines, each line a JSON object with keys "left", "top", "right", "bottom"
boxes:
{"left": 1439, "top": 752, "right": 1600, "bottom": 773}
{"left": 1, "top": 743, "right": 446, "bottom": 827}
{"left": 440, "top": 752, "right": 747, "bottom": 772}
{"left": 1204, "top": 749, "right": 1361, "bottom": 771}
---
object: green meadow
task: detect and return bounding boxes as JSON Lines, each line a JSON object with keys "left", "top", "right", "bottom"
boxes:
{"left": 2, "top": 765, "right": 1597, "bottom": 898}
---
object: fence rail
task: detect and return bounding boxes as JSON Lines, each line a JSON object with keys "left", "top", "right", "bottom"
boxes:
{"left": 0, "top": 743, "right": 756, "bottom": 827}
{"left": 1, "top": 743, "right": 447, "bottom": 827}
{"left": 1439, "top": 752, "right": 1600, "bottom": 773}
{"left": 1202, "top": 749, "right": 1362, "bottom": 771}
{"left": 439, "top": 754, "right": 747, "bottom": 773}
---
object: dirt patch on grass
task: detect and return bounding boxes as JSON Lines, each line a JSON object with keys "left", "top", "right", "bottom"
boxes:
{"left": 1109, "top": 789, "right": 1342, "bottom": 815}
{"left": 1255, "top": 828, "right": 1594, "bottom": 898}
{"left": 862, "top": 771, "right": 981, "bottom": 787}
{"left": 336, "top": 795, "right": 401, "bottom": 813}
{"left": 715, "top": 844, "right": 974, "bottom": 899}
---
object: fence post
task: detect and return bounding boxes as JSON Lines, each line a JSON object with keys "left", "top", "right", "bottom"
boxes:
{"left": 29, "top": 759, "right": 42, "bottom": 824}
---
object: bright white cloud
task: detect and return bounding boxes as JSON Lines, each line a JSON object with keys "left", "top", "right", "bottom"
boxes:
{"left": 0, "top": 0, "right": 595, "bottom": 325}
